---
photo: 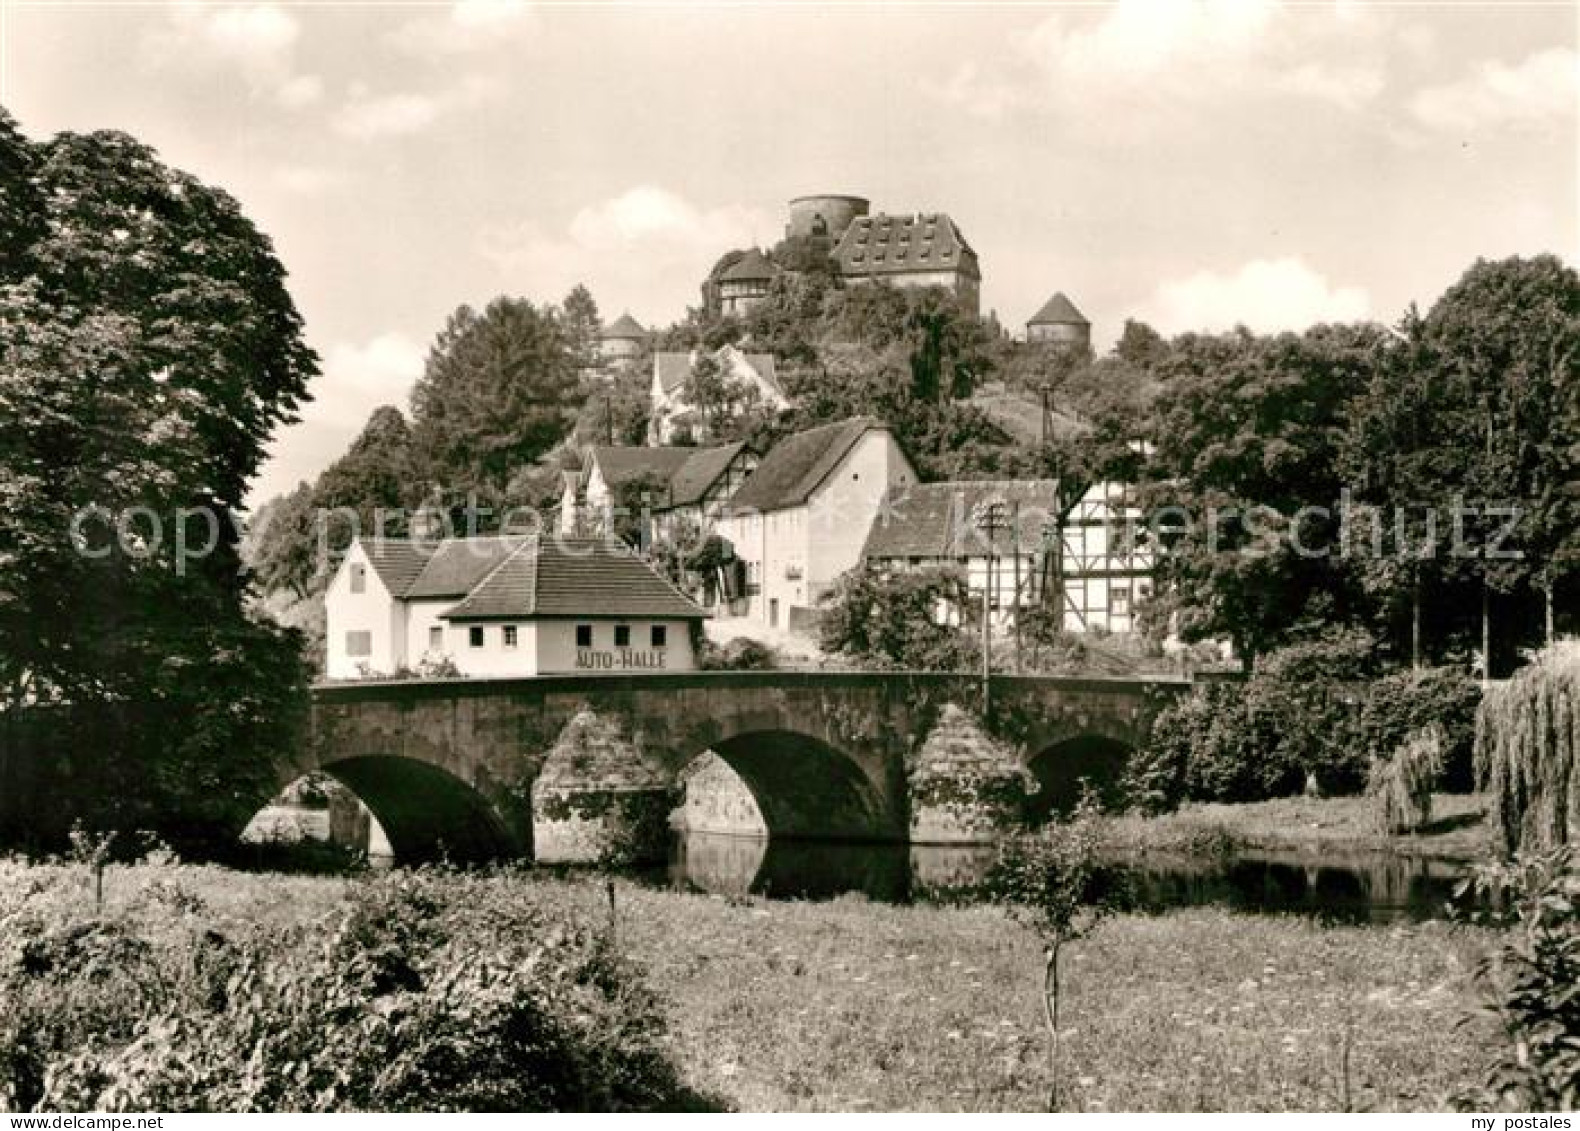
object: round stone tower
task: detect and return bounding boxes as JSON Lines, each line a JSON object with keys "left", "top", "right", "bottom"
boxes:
{"left": 786, "top": 194, "right": 869, "bottom": 243}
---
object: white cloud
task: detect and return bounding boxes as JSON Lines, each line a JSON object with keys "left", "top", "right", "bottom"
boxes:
{"left": 483, "top": 186, "right": 773, "bottom": 321}
{"left": 305, "top": 334, "right": 427, "bottom": 432}
{"left": 1141, "top": 258, "right": 1370, "bottom": 335}
{"left": 934, "top": 1, "right": 1388, "bottom": 123}
{"left": 146, "top": 2, "right": 322, "bottom": 109}
{"left": 1411, "top": 48, "right": 1579, "bottom": 132}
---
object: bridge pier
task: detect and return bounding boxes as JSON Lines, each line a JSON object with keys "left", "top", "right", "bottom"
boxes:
{"left": 531, "top": 709, "right": 671, "bottom": 865}
{"left": 908, "top": 704, "right": 1027, "bottom": 844}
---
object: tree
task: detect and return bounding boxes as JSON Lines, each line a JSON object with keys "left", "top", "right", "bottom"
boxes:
{"left": 817, "top": 566, "right": 977, "bottom": 671}
{"left": 313, "top": 405, "right": 415, "bottom": 546}
{"left": 245, "top": 481, "right": 321, "bottom": 599}
{"left": 559, "top": 283, "right": 602, "bottom": 373}
{"left": 409, "top": 296, "right": 580, "bottom": 497}
{"left": 0, "top": 118, "right": 315, "bottom": 851}
{"left": 1138, "top": 324, "right": 1384, "bottom": 666}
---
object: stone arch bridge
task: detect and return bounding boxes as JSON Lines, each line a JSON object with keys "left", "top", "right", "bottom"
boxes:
{"left": 296, "top": 671, "right": 1191, "bottom": 864}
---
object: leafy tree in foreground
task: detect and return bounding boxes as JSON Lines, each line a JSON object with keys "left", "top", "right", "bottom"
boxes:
{"left": 0, "top": 113, "right": 315, "bottom": 850}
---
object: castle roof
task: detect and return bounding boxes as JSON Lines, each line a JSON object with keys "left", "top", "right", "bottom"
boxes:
{"left": 831, "top": 213, "right": 979, "bottom": 281}
{"left": 1028, "top": 292, "right": 1089, "bottom": 327}
{"left": 726, "top": 416, "right": 890, "bottom": 514}
{"left": 440, "top": 536, "right": 705, "bottom": 621}
{"left": 603, "top": 312, "right": 647, "bottom": 339}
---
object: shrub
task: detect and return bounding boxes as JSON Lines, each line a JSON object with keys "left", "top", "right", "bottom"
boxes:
{"left": 1368, "top": 726, "right": 1444, "bottom": 835}
{"left": 1125, "top": 629, "right": 1376, "bottom": 807}
{"left": 1360, "top": 666, "right": 1481, "bottom": 793}
{"left": 2, "top": 868, "right": 711, "bottom": 1112}
{"left": 1454, "top": 848, "right": 1580, "bottom": 1111}
{"left": 699, "top": 637, "right": 777, "bottom": 671}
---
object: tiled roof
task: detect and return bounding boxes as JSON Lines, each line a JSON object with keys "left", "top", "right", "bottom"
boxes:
{"left": 403, "top": 536, "right": 531, "bottom": 599}
{"left": 441, "top": 537, "right": 706, "bottom": 621}
{"left": 719, "top": 247, "right": 779, "bottom": 283}
{"left": 603, "top": 312, "right": 646, "bottom": 339}
{"left": 589, "top": 446, "right": 695, "bottom": 491}
{"left": 669, "top": 442, "right": 749, "bottom": 507}
{"left": 587, "top": 443, "right": 749, "bottom": 509}
{"left": 1028, "top": 292, "right": 1088, "bottom": 326}
{"left": 862, "top": 481, "right": 1061, "bottom": 560}
{"left": 652, "top": 348, "right": 780, "bottom": 397}
{"left": 357, "top": 538, "right": 435, "bottom": 593}
{"left": 832, "top": 212, "right": 980, "bottom": 281}
{"left": 726, "top": 416, "right": 887, "bottom": 514}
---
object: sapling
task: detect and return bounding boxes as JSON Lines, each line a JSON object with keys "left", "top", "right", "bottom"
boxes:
{"left": 990, "top": 790, "right": 1134, "bottom": 1111}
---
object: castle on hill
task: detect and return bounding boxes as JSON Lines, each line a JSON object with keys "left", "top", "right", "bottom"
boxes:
{"left": 702, "top": 194, "right": 983, "bottom": 318}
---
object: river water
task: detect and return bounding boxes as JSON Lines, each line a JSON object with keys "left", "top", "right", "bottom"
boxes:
{"left": 643, "top": 832, "right": 1473, "bottom": 925}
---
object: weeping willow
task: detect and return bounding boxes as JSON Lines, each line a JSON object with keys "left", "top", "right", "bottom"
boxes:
{"left": 1474, "top": 641, "right": 1580, "bottom": 853}
{"left": 1369, "top": 725, "right": 1443, "bottom": 835}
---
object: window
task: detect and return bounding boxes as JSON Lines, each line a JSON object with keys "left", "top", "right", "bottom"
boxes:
{"left": 1112, "top": 587, "right": 1131, "bottom": 615}
{"left": 469, "top": 625, "right": 484, "bottom": 648}
{"left": 651, "top": 625, "right": 667, "bottom": 648}
{"left": 614, "top": 624, "right": 631, "bottom": 648}
{"left": 345, "top": 630, "right": 372, "bottom": 656}
{"left": 349, "top": 564, "right": 366, "bottom": 594}
{"left": 428, "top": 626, "right": 442, "bottom": 651}
{"left": 503, "top": 625, "right": 518, "bottom": 648}
{"left": 576, "top": 624, "right": 593, "bottom": 648}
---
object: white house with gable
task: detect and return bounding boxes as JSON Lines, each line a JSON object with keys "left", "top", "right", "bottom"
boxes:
{"left": 325, "top": 535, "right": 706, "bottom": 679}
{"left": 649, "top": 345, "right": 788, "bottom": 445}
{"left": 713, "top": 416, "right": 916, "bottom": 631}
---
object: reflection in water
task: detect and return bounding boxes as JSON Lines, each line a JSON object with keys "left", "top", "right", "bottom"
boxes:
{"left": 655, "top": 832, "right": 1470, "bottom": 923}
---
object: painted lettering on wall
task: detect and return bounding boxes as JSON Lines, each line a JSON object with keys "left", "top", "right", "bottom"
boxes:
{"left": 574, "top": 649, "right": 668, "bottom": 671}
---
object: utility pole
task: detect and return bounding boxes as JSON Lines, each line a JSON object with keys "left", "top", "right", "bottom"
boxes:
{"left": 973, "top": 500, "right": 1008, "bottom": 717}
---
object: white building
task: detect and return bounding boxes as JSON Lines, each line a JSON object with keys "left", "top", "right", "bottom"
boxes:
{"left": 649, "top": 345, "right": 787, "bottom": 445}
{"left": 714, "top": 416, "right": 917, "bottom": 631}
{"left": 860, "top": 479, "right": 1154, "bottom": 634}
{"left": 325, "top": 535, "right": 706, "bottom": 680}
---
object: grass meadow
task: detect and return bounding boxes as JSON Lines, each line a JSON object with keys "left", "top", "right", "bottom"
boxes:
{"left": 0, "top": 859, "right": 1499, "bottom": 1112}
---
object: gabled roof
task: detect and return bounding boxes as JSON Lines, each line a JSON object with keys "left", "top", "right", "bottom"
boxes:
{"left": 586, "top": 442, "right": 751, "bottom": 509}
{"left": 832, "top": 212, "right": 980, "bottom": 281}
{"left": 719, "top": 247, "right": 779, "bottom": 283}
{"left": 404, "top": 536, "right": 531, "bottom": 599}
{"left": 441, "top": 536, "right": 706, "bottom": 621}
{"left": 356, "top": 538, "right": 436, "bottom": 594}
{"left": 861, "top": 481, "right": 1061, "bottom": 560}
{"left": 1028, "top": 292, "right": 1089, "bottom": 327}
{"left": 726, "top": 416, "right": 889, "bottom": 514}
{"left": 588, "top": 446, "right": 695, "bottom": 491}
{"left": 603, "top": 312, "right": 646, "bottom": 339}
{"left": 668, "top": 442, "right": 750, "bottom": 507}
{"left": 652, "top": 347, "right": 780, "bottom": 397}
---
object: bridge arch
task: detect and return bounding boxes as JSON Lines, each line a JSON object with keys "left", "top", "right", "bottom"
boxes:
{"left": 316, "top": 756, "right": 521, "bottom": 863}
{"left": 1023, "top": 733, "right": 1135, "bottom": 823}
{"left": 698, "top": 729, "right": 894, "bottom": 841}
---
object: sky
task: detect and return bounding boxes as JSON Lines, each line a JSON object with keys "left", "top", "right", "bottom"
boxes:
{"left": 2, "top": 0, "right": 1576, "bottom": 506}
